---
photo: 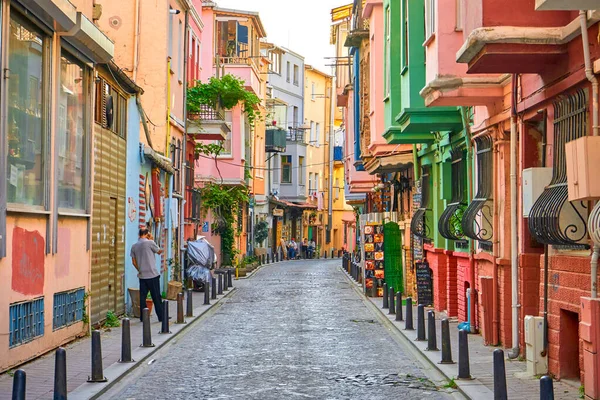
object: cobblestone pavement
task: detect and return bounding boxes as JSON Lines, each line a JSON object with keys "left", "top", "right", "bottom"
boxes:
{"left": 110, "top": 260, "right": 450, "bottom": 400}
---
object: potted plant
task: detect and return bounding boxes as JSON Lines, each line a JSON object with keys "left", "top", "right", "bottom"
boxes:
{"left": 146, "top": 292, "right": 154, "bottom": 314}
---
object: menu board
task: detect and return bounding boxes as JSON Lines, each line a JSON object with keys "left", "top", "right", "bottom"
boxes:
{"left": 416, "top": 261, "right": 433, "bottom": 306}
{"left": 364, "top": 224, "right": 384, "bottom": 297}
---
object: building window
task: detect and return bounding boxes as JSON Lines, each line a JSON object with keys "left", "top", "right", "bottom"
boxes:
{"left": 384, "top": 5, "right": 391, "bottom": 97}
{"left": 281, "top": 155, "right": 292, "bottom": 183}
{"left": 219, "top": 111, "right": 233, "bottom": 156}
{"left": 168, "top": 9, "right": 173, "bottom": 58}
{"left": 425, "top": 0, "right": 436, "bottom": 39}
{"left": 178, "top": 20, "right": 183, "bottom": 80}
{"left": 438, "top": 149, "right": 467, "bottom": 241}
{"left": 309, "top": 172, "right": 314, "bottom": 195}
{"left": 57, "top": 51, "right": 88, "bottom": 212}
{"left": 310, "top": 121, "right": 315, "bottom": 144}
{"left": 94, "top": 77, "right": 127, "bottom": 138}
{"left": 269, "top": 51, "right": 281, "bottom": 74}
{"left": 286, "top": 61, "right": 291, "bottom": 82}
{"left": 410, "top": 166, "right": 432, "bottom": 242}
{"left": 402, "top": 0, "right": 409, "bottom": 70}
{"left": 293, "top": 64, "right": 299, "bottom": 86}
{"left": 53, "top": 288, "right": 85, "bottom": 330}
{"left": 9, "top": 297, "right": 44, "bottom": 347}
{"left": 311, "top": 82, "right": 316, "bottom": 100}
{"left": 335, "top": 178, "right": 340, "bottom": 200}
{"left": 7, "top": 13, "right": 48, "bottom": 207}
{"left": 171, "top": 139, "right": 182, "bottom": 194}
{"left": 315, "top": 123, "right": 321, "bottom": 147}
{"left": 299, "top": 156, "right": 304, "bottom": 185}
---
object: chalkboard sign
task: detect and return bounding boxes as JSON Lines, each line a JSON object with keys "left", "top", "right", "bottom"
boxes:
{"left": 416, "top": 261, "right": 433, "bottom": 306}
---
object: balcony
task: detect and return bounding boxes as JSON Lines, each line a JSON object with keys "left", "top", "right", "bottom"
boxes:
{"left": 334, "top": 146, "right": 344, "bottom": 163}
{"left": 187, "top": 104, "right": 230, "bottom": 140}
{"left": 456, "top": 0, "right": 579, "bottom": 74}
{"left": 344, "top": 0, "right": 369, "bottom": 48}
{"left": 286, "top": 127, "right": 306, "bottom": 144}
{"left": 266, "top": 128, "right": 287, "bottom": 153}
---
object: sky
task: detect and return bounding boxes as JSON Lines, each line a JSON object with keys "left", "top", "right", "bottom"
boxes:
{"left": 213, "top": 0, "right": 350, "bottom": 72}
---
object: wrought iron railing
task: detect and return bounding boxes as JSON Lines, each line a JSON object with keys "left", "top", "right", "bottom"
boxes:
{"left": 528, "top": 89, "right": 589, "bottom": 249}
{"left": 410, "top": 166, "right": 431, "bottom": 241}
{"left": 189, "top": 104, "right": 225, "bottom": 121}
{"left": 462, "top": 135, "right": 493, "bottom": 249}
{"left": 286, "top": 127, "right": 305, "bottom": 143}
{"left": 439, "top": 149, "right": 467, "bottom": 241}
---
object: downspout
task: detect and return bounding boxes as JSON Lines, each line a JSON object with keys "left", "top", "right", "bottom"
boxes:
{"left": 508, "top": 74, "right": 520, "bottom": 359}
{"left": 166, "top": 57, "right": 172, "bottom": 157}
{"left": 328, "top": 76, "right": 336, "bottom": 244}
{"left": 180, "top": 9, "right": 189, "bottom": 282}
{"left": 133, "top": 0, "right": 141, "bottom": 82}
{"left": 580, "top": 10, "right": 600, "bottom": 299}
{"left": 136, "top": 95, "right": 154, "bottom": 149}
{"left": 492, "top": 133, "right": 500, "bottom": 345}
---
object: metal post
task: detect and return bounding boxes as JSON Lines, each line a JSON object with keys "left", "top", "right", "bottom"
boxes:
{"left": 382, "top": 283, "right": 389, "bottom": 308}
{"left": 119, "top": 318, "right": 134, "bottom": 363}
{"left": 11, "top": 369, "right": 26, "bottom": 400}
{"left": 87, "top": 330, "right": 107, "bottom": 382}
{"left": 416, "top": 304, "right": 426, "bottom": 341}
{"left": 204, "top": 280, "right": 211, "bottom": 305}
{"left": 228, "top": 269, "right": 233, "bottom": 287}
{"left": 396, "top": 292, "right": 403, "bottom": 321}
{"left": 458, "top": 329, "right": 471, "bottom": 379}
{"left": 53, "top": 347, "right": 67, "bottom": 400}
{"left": 159, "top": 300, "right": 171, "bottom": 334}
{"left": 141, "top": 308, "right": 154, "bottom": 347}
{"left": 186, "top": 288, "right": 194, "bottom": 317}
{"left": 275, "top": 252, "right": 279, "bottom": 262}
{"left": 493, "top": 349, "right": 508, "bottom": 400}
{"left": 405, "top": 297, "right": 414, "bottom": 330}
{"left": 440, "top": 319, "right": 454, "bottom": 364}
{"left": 211, "top": 276, "right": 217, "bottom": 299}
{"left": 426, "top": 310, "right": 438, "bottom": 350}
{"left": 177, "top": 293, "right": 185, "bottom": 324}
{"left": 372, "top": 279, "right": 378, "bottom": 298}
{"left": 540, "top": 375, "right": 554, "bottom": 400}
{"left": 217, "top": 273, "right": 223, "bottom": 295}
{"left": 389, "top": 286, "right": 395, "bottom": 314}
{"left": 267, "top": 253, "right": 270, "bottom": 264}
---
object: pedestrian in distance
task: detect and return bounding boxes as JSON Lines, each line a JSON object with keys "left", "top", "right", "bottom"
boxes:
{"left": 288, "top": 238, "right": 298, "bottom": 259}
{"left": 308, "top": 238, "right": 316, "bottom": 259}
{"left": 131, "top": 227, "right": 165, "bottom": 322}
{"left": 279, "top": 237, "right": 288, "bottom": 260}
{"left": 302, "top": 238, "right": 308, "bottom": 259}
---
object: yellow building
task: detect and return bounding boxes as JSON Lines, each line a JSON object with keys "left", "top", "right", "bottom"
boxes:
{"left": 304, "top": 66, "right": 353, "bottom": 257}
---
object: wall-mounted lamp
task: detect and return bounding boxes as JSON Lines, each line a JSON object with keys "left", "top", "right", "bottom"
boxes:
{"left": 169, "top": 9, "right": 181, "bottom": 14}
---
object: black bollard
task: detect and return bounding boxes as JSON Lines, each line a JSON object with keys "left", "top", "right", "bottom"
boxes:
{"left": 159, "top": 300, "right": 171, "bottom": 334}
{"left": 54, "top": 347, "right": 67, "bottom": 400}
{"left": 211, "top": 277, "right": 217, "bottom": 300}
{"left": 396, "top": 292, "right": 403, "bottom": 321}
{"left": 141, "top": 308, "right": 154, "bottom": 347}
{"left": 426, "top": 310, "right": 438, "bottom": 350}
{"left": 389, "top": 286, "right": 395, "bottom": 315}
{"left": 275, "top": 252, "right": 279, "bottom": 262}
{"left": 493, "top": 349, "right": 508, "bottom": 400}
{"left": 87, "top": 330, "right": 107, "bottom": 382}
{"left": 186, "top": 288, "right": 194, "bottom": 317}
{"left": 416, "top": 304, "right": 426, "bottom": 341}
{"left": 458, "top": 329, "right": 471, "bottom": 379}
{"left": 177, "top": 293, "right": 185, "bottom": 324}
{"left": 382, "top": 283, "right": 389, "bottom": 308}
{"left": 217, "top": 273, "right": 223, "bottom": 295}
{"left": 12, "top": 369, "right": 26, "bottom": 400}
{"left": 267, "top": 254, "right": 270, "bottom": 264}
{"left": 440, "top": 319, "right": 455, "bottom": 364}
{"left": 204, "top": 280, "right": 211, "bottom": 305}
{"left": 262, "top": 254, "right": 266, "bottom": 265}
{"left": 119, "top": 318, "right": 134, "bottom": 363}
{"left": 540, "top": 375, "right": 554, "bottom": 400}
{"left": 372, "top": 279, "right": 378, "bottom": 298}
{"left": 405, "top": 297, "right": 414, "bottom": 330}
{"left": 228, "top": 269, "right": 233, "bottom": 288}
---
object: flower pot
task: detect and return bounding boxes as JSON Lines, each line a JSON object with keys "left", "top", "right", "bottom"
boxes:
{"left": 145, "top": 299, "right": 154, "bottom": 314}
{"left": 237, "top": 268, "right": 247, "bottom": 277}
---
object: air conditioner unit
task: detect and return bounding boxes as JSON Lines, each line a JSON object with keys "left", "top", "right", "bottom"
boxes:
{"left": 524, "top": 316, "right": 548, "bottom": 376}
{"left": 565, "top": 136, "right": 600, "bottom": 201}
{"left": 522, "top": 168, "right": 553, "bottom": 217}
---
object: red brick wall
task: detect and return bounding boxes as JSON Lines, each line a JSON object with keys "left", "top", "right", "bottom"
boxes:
{"left": 425, "top": 245, "right": 447, "bottom": 312}
{"left": 519, "top": 253, "right": 542, "bottom": 350}
{"left": 446, "top": 251, "right": 459, "bottom": 317}
{"left": 497, "top": 262, "right": 512, "bottom": 348}
{"left": 475, "top": 258, "right": 493, "bottom": 335}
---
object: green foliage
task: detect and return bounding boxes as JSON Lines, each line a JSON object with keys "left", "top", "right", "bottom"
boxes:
{"left": 147, "top": 291, "right": 152, "bottom": 299}
{"left": 82, "top": 291, "right": 90, "bottom": 325}
{"left": 187, "top": 74, "right": 262, "bottom": 127}
{"left": 254, "top": 220, "right": 269, "bottom": 245}
{"left": 104, "top": 311, "right": 120, "bottom": 328}
{"left": 443, "top": 379, "right": 458, "bottom": 389}
{"left": 240, "top": 255, "right": 257, "bottom": 267}
{"left": 161, "top": 291, "right": 167, "bottom": 299}
{"left": 449, "top": 205, "right": 466, "bottom": 239}
{"left": 195, "top": 142, "right": 224, "bottom": 158}
{"left": 580, "top": 385, "right": 585, "bottom": 399}
{"left": 168, "top": 258, "right": 182, "bottom": 282}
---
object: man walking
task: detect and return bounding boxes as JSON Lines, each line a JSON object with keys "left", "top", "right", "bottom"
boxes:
{"left": 131, "top": 228, "right": 164, "bottom": 322}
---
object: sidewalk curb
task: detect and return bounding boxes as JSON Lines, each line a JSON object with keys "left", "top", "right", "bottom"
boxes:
{"left": 339, "top": 266, "right": 485, "bottom": 400}
{"left": 68, "top": 287, "right": 238, "bottom": 400}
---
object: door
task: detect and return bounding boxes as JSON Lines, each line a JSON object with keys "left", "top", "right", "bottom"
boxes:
{"left": 109, "top": 197, "right": 118, "bottom": 312}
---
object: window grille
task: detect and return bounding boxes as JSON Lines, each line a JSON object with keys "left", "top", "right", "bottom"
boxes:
{"left": 9, "top": 298, "right": 44, "bottom": 347}
{"left": 53, "top": 288, "right": 85, "bottom": 330}
{"left": 410, "top": 166, "right": 431, "bottom": 242}
{"left": 461, "top": 135, "right": 493, "bottom": 250}
{"left": 439, "top": 149, "right": 467, "bottom": 241}
{"left": 528, "top": 89, "right": 589, "bottom": 248}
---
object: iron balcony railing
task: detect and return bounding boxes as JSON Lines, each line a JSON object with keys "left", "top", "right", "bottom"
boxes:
{"left": 189, "top": 104, "right": 225, "bottom": 121}
{"left": 528, "top": 89, "right": 589, "bottom": 249}
{"left": 439, "top": 149, "right": 468, "bottom": 241}
{"left": 410, "top": 166, "right": 432, "bottom": 242}
{"left": 286, "top": 126, "right": 305, "bottom": 143}
{"left": 462, "top": 135, "right": 493, "bottom": 251}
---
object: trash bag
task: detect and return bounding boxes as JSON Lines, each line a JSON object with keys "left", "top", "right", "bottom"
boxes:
{"left": 187, "top": 238, "right": 215, "bottom": 268}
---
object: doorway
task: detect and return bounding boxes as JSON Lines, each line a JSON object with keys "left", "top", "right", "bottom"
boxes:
{"left": 559, "top": 309, "right": 580, "bottom": 379}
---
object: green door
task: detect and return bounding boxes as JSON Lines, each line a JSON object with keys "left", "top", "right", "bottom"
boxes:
{"left": 384, "top": 222, "right": 403, "bottom": 294}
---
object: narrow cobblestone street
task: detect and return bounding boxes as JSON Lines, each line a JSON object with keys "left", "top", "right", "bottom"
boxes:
{"left": 107, "top": 260, "right": 450, "bottom": 399}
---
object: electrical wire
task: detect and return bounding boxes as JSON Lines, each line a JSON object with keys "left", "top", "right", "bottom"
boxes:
{"left": 194, "top": 152, "right": 358, "bottom": 171}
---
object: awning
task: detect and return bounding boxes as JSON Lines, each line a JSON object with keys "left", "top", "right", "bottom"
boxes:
{"left": 364, "top": 151, "right": 413, "bottom": 175}
{"left": 269, "top": 197, "right": 317, "bottom": 210}
{"left": 142, "top": 145, "right": 175, "bottom": 174}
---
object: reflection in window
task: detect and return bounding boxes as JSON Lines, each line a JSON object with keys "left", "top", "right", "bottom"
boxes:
{"left": 57, "top": 52, "right": 86, "bottom": 211}
{"left": 7, "top": 13, "right": 45, "bottom": 206}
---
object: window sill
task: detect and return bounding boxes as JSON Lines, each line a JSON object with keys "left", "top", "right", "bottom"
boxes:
{"left": 58, "top": 210, "right": 91, "bottom": 218}
{"left": 216, "top": 155, "right": 234, "bottom": 160}
{"left": 7, "top": 205, "right": 50, "bottom": 215}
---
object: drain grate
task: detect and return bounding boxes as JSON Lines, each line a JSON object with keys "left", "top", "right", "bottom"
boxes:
{"left": 350, "top": 319, "right": 376, "bottom": 324}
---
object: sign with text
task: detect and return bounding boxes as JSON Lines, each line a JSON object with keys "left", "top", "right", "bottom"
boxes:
{"left": 273, "top": 208, "right": 284, "bottom": 217}
{"left": 416, "top": 260, "right": 433, "bottom": 307}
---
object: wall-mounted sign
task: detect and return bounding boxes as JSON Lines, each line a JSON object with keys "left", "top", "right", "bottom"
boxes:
{"left": 273, "top": 208, "right": 284, "bottom": 217}
{"left": 202, "top": 221, "right": 209, "bottom": 232}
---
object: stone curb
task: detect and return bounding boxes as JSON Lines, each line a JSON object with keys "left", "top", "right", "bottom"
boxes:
{"left": 68, "top": 287, "right": 238, "bottom": 400}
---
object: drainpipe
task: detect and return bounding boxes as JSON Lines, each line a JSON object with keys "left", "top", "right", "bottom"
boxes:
{"left": 580, "top": 10, "right": 600, "bottom": 299}
{"left": 328, "top": 76, "right": 335, "bottom": 244}
{"left": 180, "top": 9, "right": 189, "bottom": 282}
{"left": 508, "top": 74, "right": 520, "bottom": 359}
{"left": 133, "top": 0, "right": 141, "bottom": 82}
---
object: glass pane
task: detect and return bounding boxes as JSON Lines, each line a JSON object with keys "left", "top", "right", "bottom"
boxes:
{"left": 7, "top": 14, "right": 45, "bottom": 206}
{"left": 57, "top": 52, "right": 86, "bottom": 210}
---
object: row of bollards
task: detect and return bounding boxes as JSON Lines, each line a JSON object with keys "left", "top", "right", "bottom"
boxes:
{"left": 12, "top": 277, "right": 234, "bottom": 398}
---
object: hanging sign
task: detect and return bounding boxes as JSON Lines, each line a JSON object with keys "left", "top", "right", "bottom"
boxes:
{"left": 273, "top": 208, "right": 284, "bottom": 217}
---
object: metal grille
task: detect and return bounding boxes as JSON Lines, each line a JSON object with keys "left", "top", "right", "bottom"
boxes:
{"left": 528, "top": 89, "right": 589, "bottom": 248}
{"left": 9, "top": 298, "right": 45, "bottom": 347}
{"left": 462, "top": 135, "right": 493, "bottom": 249}
{"left": 410, "top": 166, "right": 431, "bottom": 241}
{"left": 439, "top": 149, "right": 467, "bottom": 240}
{"left": 53, "top": 288, "right": 85, "bottom": 330}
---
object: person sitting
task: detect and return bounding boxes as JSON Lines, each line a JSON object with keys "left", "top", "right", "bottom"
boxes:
{"left": 302, "top": 238, "right": 308, "bottom": 259}
{"left": 308, "top": 239, "right": 316, "bottom": 259}
{"left": 288, "top": 238, "right": 297, "bottom": 259}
